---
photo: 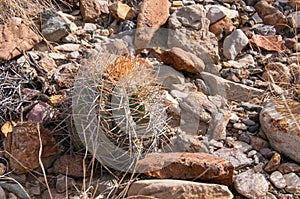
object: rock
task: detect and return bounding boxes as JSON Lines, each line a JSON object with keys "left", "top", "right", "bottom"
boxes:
{"left": 168, "top": 4, "right": 219, "bottom": 68}
{"left": 262, "top": 62, "right": 290, "bottom": 85}
{"left": 254, "top": 25, "right": 276, "bottom": 36}
{"left": 160, "top": 47, "right": 205, "bottom": 73}
{"left": 57, "top": 11, "right": 78, "bottom": 32}
{"left": 249, "top": 135, "right": 269, "bottom": 151}
{"left": 56, "top": 174, "right": 75, "bottom": 193}
{"left": 3, "top": 121, "right": 58, "bottom": 174}
{"left": 209, "top": 17, "right": 235, "bottom": 41}
{"left": 127, "top": 179, "right": 233, "bottom": 199}
{"left": 254, "top": 0, "right": 288, "bottom": 32}
{"left": 249, "top": 35, "right": 285, "bottom": 52}
{"left": 214, "top": 148, "right": 253, "bottom": 169}
{"left": 223, "top": 29, "right": 249, "bottom": 60}
{"left": 278, "top": 163, "right": 300, "bottom": 174}
{"left": 109, "top": 2, "right": 135, "bottom": 21}
{"left": 52, "top": 155, "right": 87, "bottom": 177}
{"left": 234, "top": 169, "right": 269, "bottom": 198}
{"left": 207, "top": 7, "right": 226, "bottom": 24}
{"left": 270, "top": 171, "right": 287, "bottom": 189}
{"left": 37, "top": 56, "right": 58, "bottom": 74}
{"left": 80, "top": 0, "right": 109, "bottom": 22}
{"left": 288, "top": 0, "right": 300, "bottom": 10}
{"left": 260, "top": 99, "right": 300, "bottom": 163}
{"left": 180, "top": 92, "right": 229, "bottom": 140}
{"left": 205, "top": 5, "right": 239, "bottom": 19}
{"left": 134, "top": 0, "right": 169, "bottom": 49}
{"left": 136, "top": 152, "right": 234, "bottom": 186}
{"left": 0, "top": 23, "right": 42, "bottom": 63}
{"left": 41, "top": 188, "right": 66, "bottom": 199}
{"left": 41, "top": 8, "right": 70, "bottom": 42}
{"left": 233, "top": 123, "right": 248, "bottom": 131}
{"left": 26, "top": 102, "right": 55, "bottom": 124}
{"left": 232, "top": 141, "right": 253, "bottom": 153}
{"left": 264, "top": 152, "right": 281, "bottom": 172}
{"left": 54, "top": 44, "right": 81, "bottom": 52}
{"left": 8, "top": 193, "right": 17, "bottom": 199}
{"left": 284, "top": 173, "right": 300, "bottom": 193}
{"left": 201, "top": 72, "right": 264, "bottom": 102}
{"left": 156, "top": 64, "right": 185, "bottom": 90}
{"left": 0, "top": 186, "right": 5, "bottom": 199}
{"left": 259, "top": 148, "right": 274, "bottom": 159}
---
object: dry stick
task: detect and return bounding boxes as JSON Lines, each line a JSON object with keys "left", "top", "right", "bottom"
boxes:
{"left": 37, "top": 123, "right": 53, "bottom": 199}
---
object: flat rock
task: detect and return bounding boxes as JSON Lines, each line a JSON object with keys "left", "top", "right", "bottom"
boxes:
{"left": 54, "top": 43, "right": 81, "bottom": 52}
{"left": 223, "top": 29, "right": 249, "bottom": 60}
{"left": 201, "top": 72, "right": 264, "bottom": 102}
{"left": 157, "top": 64, "right": 185, "bottom": 91}
{"left": 284, "top": 173, "right": 300, "bottom": 193}
{"left": 205, "top": 5, "right": 239, "bottom": 19}
{"left": 260, "top": 99, "right": 300, "bottom": 163}
{"left": 160, "top": 47, "right": 205, "bottom": 73}
{"left": 249, "top": 35, "right": 285, "bottom": 52}
{"left": 3, "top": 122, "right": 58, "bottom": 174}
{"left": 254, "top": 0, "right": 288, "bottom": 32}
{"left": 278, "top": 163, "right": 300, "bottom": 174}
{"left": 136, "top": 152, "right": 234, "bottom": 186}
{"left": 127, "top": 179, "right": 233, "bottom": 199}
{"left": 270, "top": 171, "right": 286, "bottom": 189}
{"left": 214, "top": 148, "right": 253, "bottom": 169}
{"left": 134, "top": 0, "right": 169, "bottom": 49}
{"left": 41, "top": 8, "right": 70, "bottom": 42}
{"left": 0, "top": 23, "right": 42, "bottom": 63}
{"left": 234, "top": 169, "right": 269, "bottom": 198}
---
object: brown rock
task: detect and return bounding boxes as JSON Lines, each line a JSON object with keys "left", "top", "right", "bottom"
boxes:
{"left": 249, "top": 35, "right": 285, "bottom": 52}
{"left": 262, "top": 62, "right": 291, "bottom": 86}
{"left": 254, "top": 0, "right": 288, "bottom": 32}
{"left": 128, "top": 179, "right": 234, "bottom": 199}
{"left": 80, "top": 0, "right": 108, "bottom": 22}
{"left": 278, "top": 163, "right": 300, "bottom": 174}
{"left": 3, "top": 121, "right": 58, "bottom": 174}
{"left": 38, "top": 56, "right": 58, "bottom": 73}
{"left": 161, "top": 47, "right": 205, "bottom": 73}
{"left": 136, "top": 152, "right": 234, "bottom": 186}
{"left": 134, "top": 0, "right": 169, "bottom": 49}
{"left": 264, "top": 152, "right": 281, "bottom": 172}
{"left": 0, "top": 23, "right": 42, "bottom": 63}
{"left": 288, "top": 0, "right": 300, "bottom": 10}
{"left": 249, "top": 135, "right": 269, "bottom": 151}
{"left": 209, "top": 17, "right": 235, "bottom": 41}
{"left": 52, "top": 154, "right": 88, "bottom": 177}
{"left": 260, "top": 98, "right": 300, "bottom": 163}
{"left": 109, "top": 2, "right": 136, "bottom": 21}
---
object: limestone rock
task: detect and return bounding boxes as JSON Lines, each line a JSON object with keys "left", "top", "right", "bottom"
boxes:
{"left": 234, "top": 169, "right": 269, "bottom": 198}
{"left": 214, "top": 148, "right": 253, "bottom": 169}
{"left": 205, "top": 5, "right": 239, "bottom": 19}
{"left": 270, "top": 171, "right": 286, "bottom": 189}
{"left": 3, "top": 122, "right": 58, "bottom": 174}
{"left": 136, "top": 152, "right": 234, "bottom": 186}
{"left": 128, "top": 179, "right": 233, "bottom": 199}
{"left": 0, "top": 23, "right": 42, "bottom": 63}
{"left": 260, "top": 99, "right": 300, "bottom": 163}
{"left": 41, "top": 8, "right": 70, "bottom": 42}
{"left": 201, "top": 72, "right": 264, "bottom": 102}
{"left": 255, "top": 0, "right": 288, "bottom": 32}
{"left": 134, "top": 0, "right": 169, "bottom": 49}
{"left": 160, "top": 47, "right": 205, "bottom": 73}
{"left": 223, "top": 29, "right": 248, "bottom": 60}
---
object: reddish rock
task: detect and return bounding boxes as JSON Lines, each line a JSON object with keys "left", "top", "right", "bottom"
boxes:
{"left": 209, "top": 17, "right": 235, "bottom": 41}
{"left": 109, "top": 2, "right": 136, "bottom": 21}
{"left": 38, "top": 56, "right": 58, "bottom": 73}
{"left": 160, "top": 47, "right": 205, "bottom": 73}
{"left": 52, "top": 154, "right": 88, "bottom": 177}
{"left": 249, "top": 35, "right": 285, "bottom": 52}
{"left": 288, "top": 0, "right": 300, "bottom": 10}
{"left": 79, "top": 0, "right": 109, "bottom": 22}
{"left": 136, "top": 152, "right": 234, "bottom": 186}
{"left": 0, "top": 23, "right": 42, "bottom": 63}
{"left": 254, "top": 0, "right": 288, "bottom": 32}
{"left": 3, "top": 121, "right": 58, "bottom": 174}
{"left": 134, "top": 0, "right": 169, "bottom": 49}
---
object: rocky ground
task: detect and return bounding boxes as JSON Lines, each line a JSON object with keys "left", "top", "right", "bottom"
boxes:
{"left": 1, "top": 0, "right": 300, "bottom": 198}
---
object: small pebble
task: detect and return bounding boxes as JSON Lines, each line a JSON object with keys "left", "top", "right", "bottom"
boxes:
{"left": 233, "top": 123, "right": 248, "bottom": 131}
{"left": 270, "top": 171, "right": 286, "bottom": 189}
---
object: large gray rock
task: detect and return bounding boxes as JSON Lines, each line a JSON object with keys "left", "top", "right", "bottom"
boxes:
{"left": 41, "top": 8, "right": 70, "bottom": 42}
{"left": 128, "top": 179, "right": 233, "bottom": 199}
{"left": 260, "top": 99, "right": 300, "bottom": 163}
{"left": 201, "top": 72, "right": 264, "bottom": 102}
{"left": 223, "top": 29, "right": 248, "bottom": 60}
{"left": 157, "top": 64, "right": 185, "bottom": 90}
{"left": 168, "top": 4, "right": 219, "bottom": 73}
{"left": 234, "top": 169, "right": 269, "bottom": 198}
{"left": 214, "top": 148, "right": 253, "bottom": 169}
